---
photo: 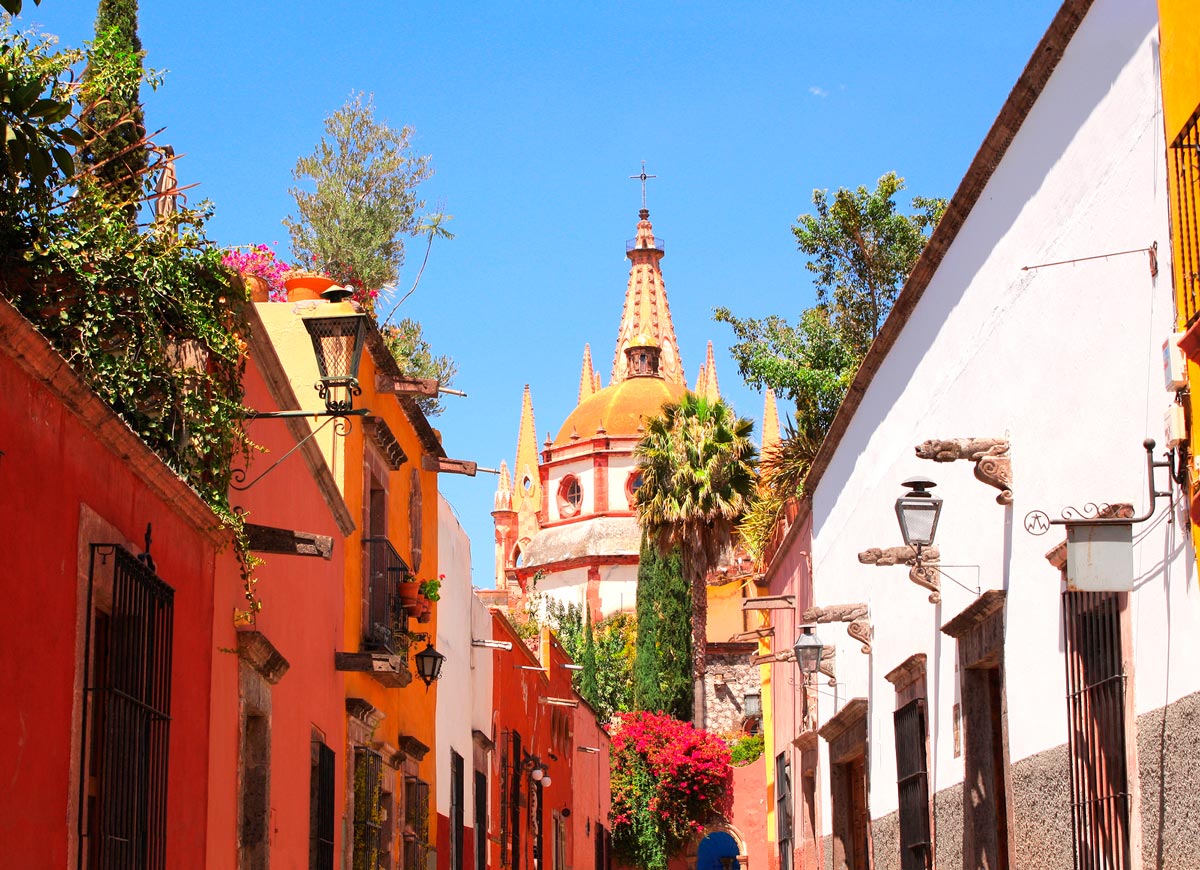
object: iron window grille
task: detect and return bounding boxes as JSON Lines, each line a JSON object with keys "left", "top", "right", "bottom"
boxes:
{"left": 775, "top": 753, "right": 793, "bottom": 870}
{"left": 893, "top": 699, "right": 933, "bottom": 870}
{"left": 474, "top": 770, "right": 489, "bottom": 870}
{"left": 1063, "top": 591, "right": 1131, "bottom": 870}
{"left": 78, "top": 544, "right": 174, "bottom": 870}
{"left": 451, "top": 752, "right": 465, "bottom": 870}
{"left": 354, "top": 749, "right": 384, "bottom": 870}
{"left": 310, "top": 741, "right": 336, "bottom": 870}
{"left": 1171, "top": 104, "right": 1200, "bottom": 326}
{"left": 362, "top": 537, "right": 411, "bottom": 656}
{"left": 510, "top": 733, "right": 523, "bottom": 870}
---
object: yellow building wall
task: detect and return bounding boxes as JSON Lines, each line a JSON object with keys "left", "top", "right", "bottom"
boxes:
{"left": 1158, "top": 2, "right": 1200, "bottom": 570}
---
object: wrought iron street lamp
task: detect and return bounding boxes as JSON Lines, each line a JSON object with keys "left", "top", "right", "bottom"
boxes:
{"left": 895, "top": 476, "right": 942, "bottom": 555}
{"left": 302, "top": 287, "right": 369, "bottom": 414}
{"left": 792, "top": 625, "right": 824, "bottom": 680}
{"left": 414, "top": 642, "right": 446, "bottom": 689}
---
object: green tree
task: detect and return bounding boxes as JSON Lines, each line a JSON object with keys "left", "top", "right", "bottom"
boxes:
{"left": 79, "top": 0, "right": 148, "bottom": 216}
{"left": 379, "top": 318, "right": 458, "bottom": 416}
{"left": 633, "top": 534, "right": 692, "bottom": 721}
{"left": 715, "top": 173, "right": 945, "bottom": 558}
{"left": 284, "top": 92, "right": 433, "bottom": 301}
{"left": 634, "top": 394, "right": 757, "bottom": 726}
{"left": 579, "top": 608, "right": 599, "bottom": 702}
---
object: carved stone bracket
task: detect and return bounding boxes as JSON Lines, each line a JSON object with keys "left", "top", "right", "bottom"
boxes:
{"left": 818, "top": 645, "right": 837, "bottom": 686}
{"left": 858, "top": 545, "right": 942, "bottom": 604}
{"left": 803, "top": 604, "right": 872, "bottom": 655}
{"left": 915, "top": 437, "right": 1013, "bottom": 505}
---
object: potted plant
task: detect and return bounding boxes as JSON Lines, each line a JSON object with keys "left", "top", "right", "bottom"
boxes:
{"left": 418, "top": 575, "right": 443, "bottom": 602}
{"left": 399, "top": 576, "right": 421, "bottom": 610}
{"left": 221, "top": 245, "right": 291, "bottom": 302}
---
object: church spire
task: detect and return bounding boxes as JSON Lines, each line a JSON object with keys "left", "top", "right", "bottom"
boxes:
{"left": 699, "top": 340, "right": 720, "bottom": 401}
{"left": 611, "top": 205, "right": 685, "bottom": 386}
{"left": 762, "top": 388, "right": 781, "bottom": 455}
{"left": 512, "top": 385, "right": 543, "bottom": 543}
{"left": 494, "top": 460, "right": 513, "bottom": 510}
{"left": 579, "top": 343, "right": 597, "bottom": 404}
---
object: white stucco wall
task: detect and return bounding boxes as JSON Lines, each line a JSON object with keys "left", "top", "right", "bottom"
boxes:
{"left": 806, "top": 0, "right": 1199, "bottom": 828}
{"left": 436, "top": 494, "right": 478, "bottom": 825}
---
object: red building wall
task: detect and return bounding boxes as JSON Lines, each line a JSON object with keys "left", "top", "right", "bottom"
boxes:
{"left": 0, "top": 299, "right": 222, "bottom": 867}
{"left": 204, "top": 331, "right": 350, "bottom": 866}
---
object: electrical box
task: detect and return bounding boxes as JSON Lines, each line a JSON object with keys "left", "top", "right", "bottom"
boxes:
{"left": 1066, "top": 522, "right": 1134, "bottom": 592}
{"left": 1165, "top": 403, "right": 1187, "bottom": 448}
{"left": 1164, "top": 332, "right": 1187, "bottom": 390}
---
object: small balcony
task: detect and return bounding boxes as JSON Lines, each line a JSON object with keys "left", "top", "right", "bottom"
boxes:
{"left": 362, "top": 536, "right": 411, "bottom": 656}
{"left": 334, "top": 536, "right": 413, "bottom": 688}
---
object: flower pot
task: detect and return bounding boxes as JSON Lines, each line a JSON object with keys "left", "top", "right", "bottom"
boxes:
{"left": 284, "top": 274, "right": 336, "bottom": 302}
{"left": 243, "top": 274, "right": 270, "bottom": 303}
{"left": 399, "top": 580, "right": 421, "bottom": 610}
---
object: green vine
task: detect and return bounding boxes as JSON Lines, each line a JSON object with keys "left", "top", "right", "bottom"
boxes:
{"left": 0, "top": 23, "right": 264, "bottom": 620}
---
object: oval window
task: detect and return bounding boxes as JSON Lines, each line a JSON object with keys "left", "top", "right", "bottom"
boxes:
{"left": 557, "top": 475, "right": 583, "bottom": 518}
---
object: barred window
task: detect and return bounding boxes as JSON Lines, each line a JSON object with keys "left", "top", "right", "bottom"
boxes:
{"left": 1063, "top": 591, "right": 1131, "bottom": 870}
{"left": 894, "top": 699, "right": 932, "bottom": 870}
{"left": 310, "top": 740, "right": 336, "bottom": 870}
{"left": 354, "top": 749, "right": 383, "bottom": 870}
{"left": 1170, "top": 104, "right": 1200, "bottom": 325}
{"left": 79, "top": 544, "right": 174, "bottom": 870}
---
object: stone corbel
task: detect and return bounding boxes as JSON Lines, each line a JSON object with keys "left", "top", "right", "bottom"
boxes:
{"left": 803, "top": 604, "right": 872, "bottom": 655}
{"left": 915, "top": 437, "right": 1013, "bottom": 505}
{"left": 858, "top": 545, "right": 942, "bottom": 604}
{"left": 817, "top": 645, "right": 837, "bottom": 686}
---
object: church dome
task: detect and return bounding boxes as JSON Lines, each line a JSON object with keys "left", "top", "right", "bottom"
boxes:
{"left": 554, "top": 376, "right": 685, "bottom": 446}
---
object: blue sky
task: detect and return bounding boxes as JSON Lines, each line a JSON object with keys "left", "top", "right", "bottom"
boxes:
{"left": 18, "top": 1, "right": 1061, "bottom": 588}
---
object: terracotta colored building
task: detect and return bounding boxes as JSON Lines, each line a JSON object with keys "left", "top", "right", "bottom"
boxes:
{"left": 0, "top": 294, "right": 229, "bottom": 867}
{"left": 205, "top": 303, "right": 356, "bottom": 868}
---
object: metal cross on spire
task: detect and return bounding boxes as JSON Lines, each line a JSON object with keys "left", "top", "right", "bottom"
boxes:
{"left": 629, "top": 161, "right": 657, "bottom": 210}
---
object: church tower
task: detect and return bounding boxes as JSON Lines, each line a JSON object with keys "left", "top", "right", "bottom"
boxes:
{"left": 492, "top": 201, "right": 727, "bottom": 614}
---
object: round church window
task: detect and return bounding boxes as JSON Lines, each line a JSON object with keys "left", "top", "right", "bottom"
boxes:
{"left": 557, "top": 476, "right": 583, "bottom": 517}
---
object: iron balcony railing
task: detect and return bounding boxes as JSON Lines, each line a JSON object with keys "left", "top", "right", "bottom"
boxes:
{"left": 361, "top": 537, "right": 410, "bottom": 656}
{"left": 1171, "top": 103, "right": 1200, "bottom": 326}
{"left": 625, "top": 237, "right": 665, "bottom": 253}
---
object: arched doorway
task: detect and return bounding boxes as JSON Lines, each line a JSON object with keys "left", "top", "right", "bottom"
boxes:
{"left": 695, "top": 829, "right": 741, "bottom": 870}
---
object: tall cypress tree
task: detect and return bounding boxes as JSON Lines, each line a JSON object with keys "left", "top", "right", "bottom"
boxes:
{"left": 82, "top": 0, "right": 147, "bottom": 213}
{"left": 578, "top": 606, "right": 599, "bottom": 705}
{"left": 633, "top": 533, "right": 692, "bottom": 721}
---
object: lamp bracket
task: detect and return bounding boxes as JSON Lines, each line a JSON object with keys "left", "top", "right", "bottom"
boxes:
{"left": 858, "top": 546, "right": 941, "bottom": 603}
{"left": 915, "top": 437, "right": 1012, "bottom": 505}
{"left": 1024, "top": 439, "right": 1173, "bottom": 534}
{"left": 802, "top": 604, "right": 872, "bottom": 655}
{"left": 231, "top": 409, "right": 367, "bottom": 492}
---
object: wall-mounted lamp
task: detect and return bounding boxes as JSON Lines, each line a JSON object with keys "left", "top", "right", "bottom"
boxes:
{"left": 712, "top": 672, "right": 726, "bottom": 687}
{"left": 472, "top": 639, "right": 514, "bottom": 651}
{"left": 233, "top": 286, "right": 371, "bottom": 492}
{"left": 896, "top": 477, "right": 942, "bottom": 556}
{"left": 792, "top": 625, "right": 824, "bottom": 680}
{"left": 414, "top": 642, "right": 446, "bottom": 689}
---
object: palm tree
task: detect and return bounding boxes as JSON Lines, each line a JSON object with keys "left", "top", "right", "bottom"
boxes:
{"left": 634, "top": 393, "right": 757, "bottom": 726}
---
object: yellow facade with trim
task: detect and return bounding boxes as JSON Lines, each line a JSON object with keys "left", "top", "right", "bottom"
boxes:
{"left": 1159, "top": 1, "right": 1200, "bottom": 570}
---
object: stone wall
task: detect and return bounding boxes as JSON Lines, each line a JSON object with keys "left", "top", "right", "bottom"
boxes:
{"left": 860, "top": 690, "right": 1200, "bottom": 869}
{"left": 705, "top": 647, "right": 762, "bottom": 734}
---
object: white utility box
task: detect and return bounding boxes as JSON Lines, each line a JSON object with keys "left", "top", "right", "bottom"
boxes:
{"left": 1164, "top": 332, "right": 1187, "bottom": 390}
{"left": 1065, "top": 522, "right": 1134, "bottom": 592}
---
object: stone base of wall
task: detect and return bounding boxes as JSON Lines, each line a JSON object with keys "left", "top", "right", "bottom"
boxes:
{"left": 858, "top": 690, "right": 1200, "bottom": 869}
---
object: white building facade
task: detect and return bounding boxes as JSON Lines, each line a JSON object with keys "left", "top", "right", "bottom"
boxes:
{"left": 768, "top": 1, "right": 1200, "bottom": 868}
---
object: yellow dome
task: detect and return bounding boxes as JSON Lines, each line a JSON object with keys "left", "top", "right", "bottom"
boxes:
{"left": 554, "top": 377, "right": 686, "bottom": 446}
{"left": 628, "top": 332, "right": 660, "bottom": 348}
